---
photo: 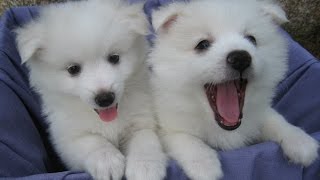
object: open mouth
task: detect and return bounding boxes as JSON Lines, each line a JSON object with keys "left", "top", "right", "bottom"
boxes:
{"left": 94, "top": 104, "right": 118, "bottom": 122}
{"left": 204, "top": 79, "right": 247, "bottom": 131}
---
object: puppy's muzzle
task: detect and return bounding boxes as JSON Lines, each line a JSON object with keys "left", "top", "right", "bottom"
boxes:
{"left": 95, "top": 91, "right": 115, "bottom": 108}
{"left": 227, "top": 50, "right": 252, "bottom": 73}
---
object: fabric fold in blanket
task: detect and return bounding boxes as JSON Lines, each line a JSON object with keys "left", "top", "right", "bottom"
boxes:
{"left": 0, "top": 1, "right": 319, "bottom": 179}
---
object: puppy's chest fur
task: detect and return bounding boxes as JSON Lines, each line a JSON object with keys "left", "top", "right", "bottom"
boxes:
{"left": 199, "top": 104, "right": 262, "bottom": 150}
{"left": 43, "top": 96, "right": 133, "bottom": 148}
{"left": 204, "top": 116, "right": 263, "bottom": 150}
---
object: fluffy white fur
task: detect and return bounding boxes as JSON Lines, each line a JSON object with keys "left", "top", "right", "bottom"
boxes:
{"left": 15, "top": 1, "right": 167, "bottom": 180}
{"left": 149, "top": 0, "right": 319, "bottom": 179}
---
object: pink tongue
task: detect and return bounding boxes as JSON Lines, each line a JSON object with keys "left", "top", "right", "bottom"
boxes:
{"left": 97, "top": 106, "right": 118, "bottom": 122}
{"left": 216, "top": 81, "right": 240, "bottom": 125}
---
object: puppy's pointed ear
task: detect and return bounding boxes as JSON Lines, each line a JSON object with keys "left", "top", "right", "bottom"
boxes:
{"left": 122, "top": 2, "right": 149, "bottom": 35}
{"left": 15, "top": 21, "right": 43, "bottom": 64}
{"left": 259, "top": 0, "right": 288, "bottom": 24}
{"left": 152, "top": 3, "right": 185, "bottom": 34}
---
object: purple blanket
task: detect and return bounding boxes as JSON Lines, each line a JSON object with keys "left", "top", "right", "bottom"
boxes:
{"left": 0, "top": 1, "right": 319, "bottom": 179}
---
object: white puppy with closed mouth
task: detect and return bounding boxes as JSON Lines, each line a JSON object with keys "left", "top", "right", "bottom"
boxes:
{"left": 15, "top": 0, "right": 167, "bottom": 180}
{"left": 149, "top": 0, "right": 319, "bottom": 179}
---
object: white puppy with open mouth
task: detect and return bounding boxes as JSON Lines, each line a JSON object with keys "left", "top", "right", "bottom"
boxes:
{"left": 149, "top": 0, "right": 319, "bottom": 179}
{"left": 15, "top": 0, "right": 167, "bottom": 180}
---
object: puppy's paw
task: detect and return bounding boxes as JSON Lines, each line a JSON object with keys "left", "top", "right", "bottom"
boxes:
{"left": 182, "top": 152, "right": 223, "bottom": 180}
{"left": 126, "top": 152, "right": 167, "bottom": 180}
{"left": 281, "top": 129, "right": 319, "bottom": 166}
{"left": 85, "top": 148, "right": 125, "bottom": 180}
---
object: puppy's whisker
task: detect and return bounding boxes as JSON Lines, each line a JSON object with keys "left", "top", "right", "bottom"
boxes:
{"left": 83, "top": 88, "right": 96, "bottom": 96}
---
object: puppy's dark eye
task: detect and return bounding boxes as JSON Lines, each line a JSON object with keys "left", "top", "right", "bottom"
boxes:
{"left": 195, "top": 40, "right": 211, "bottom": 52}
{"left": 245, "top": 35, "right": 257, "bottom": 46}
{"left": 67, "top": 64, "right": 81, "bottom": 76}
{"left": 108, "top": 54, "right": 120, "bottom": 65}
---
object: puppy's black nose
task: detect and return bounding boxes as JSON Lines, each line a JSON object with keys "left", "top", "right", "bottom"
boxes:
{"left": 227, "top": 50, "right": 252, "bottom": 72}
{"left": 95, "top": 92, "right": 115, "bottom": 107}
